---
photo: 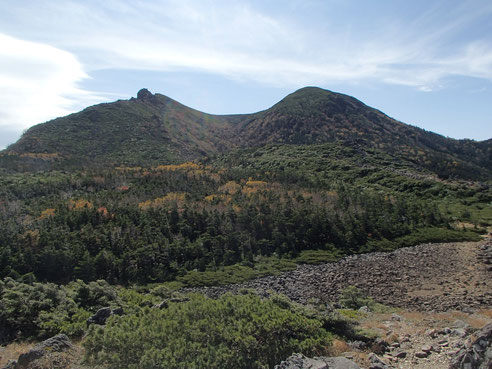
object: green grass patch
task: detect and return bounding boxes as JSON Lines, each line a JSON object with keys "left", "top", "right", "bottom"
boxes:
{"left": 177, "top": 257, "right": 297, "bottom": 287}
{"left": 294, "top": 249, "right": 342, "bottom": 264}
{"left": 365, "top": 227, "right": 481, "bottom": 252}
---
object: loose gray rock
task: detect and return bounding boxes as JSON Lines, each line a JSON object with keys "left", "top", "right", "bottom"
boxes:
{"left": 323, "top": 357, "right": 361, "bottom": 369}
{"left": 442, "top": 327, "right": 452, "bottom": 335}
{"left": 391, "top": 314, "right": 402, "bottom": 321}
{"left": 450, "top": 328, "right": 468, "bottom": 338}
{"left": 453, "top": 320, "right": 469, "bottom": 329}
{"left": 348, "top": 340, "right": 367, "bottom": 351}
{"left": 371, "top": 338, "right": 390, "bottom": 355}
{"left": 153, "top": 296, "right": 191, "bottom": 309}
{"left": 421, "top": 345, "right": 432, "bottom": 353}
{"left": 274, "top": 353, "right": 361, "bottom": 369}
{"left": 368, "top": 353, "right": 390, "bottom": 369}
{"left": 153, "top": 300, "right": 168, "bottom": 309}
{"left": 181, "top": 241, "right": 492, "bottom": 312}
{"left": 426, "top": 328, "right": 439, "bottom": 338}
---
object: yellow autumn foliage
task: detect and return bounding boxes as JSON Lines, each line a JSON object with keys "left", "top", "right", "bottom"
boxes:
{"left": 245, "top": 178, "right": 268, "bottom": 187}
{"left": 20, "top": 152, "right": 60, "bottom": 159}
{"left": 154, "top": 162, "right": 200, "bottom": 171}
{"left": 203, "top": 194, "right": 232, "bottom": 204}
{"left": 138, "top": 192, "right": 187, "bottom": 210}
{"left": 218, "top": 181, "right": 241, "bottom": 195}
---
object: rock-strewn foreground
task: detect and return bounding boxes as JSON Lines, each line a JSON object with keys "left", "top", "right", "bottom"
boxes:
{"left": 185, "top": 239, "right": 492, "bottom": 312}
{"left": 1, "top": 239, "right": 490, "bottom": 369}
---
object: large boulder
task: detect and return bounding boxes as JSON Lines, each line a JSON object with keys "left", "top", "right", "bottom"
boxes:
{"left": 9, "top": 334, "right": 74, "bottom": 369}
{"left": 275, "top": 353, "right": 361, "bottom": 369}
{"left": 87, "top": 306, "right": 123, "bottom": 325}
{"left": 449, "top": 322, "right": 492, "bottom": 369}
{"left": 274, "top": 353, "right": 327, "bottom": 369}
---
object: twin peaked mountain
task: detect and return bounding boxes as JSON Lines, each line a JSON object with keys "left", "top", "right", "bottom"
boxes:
{"left": 5, "top": 87, "right": 491, "bottom": 179}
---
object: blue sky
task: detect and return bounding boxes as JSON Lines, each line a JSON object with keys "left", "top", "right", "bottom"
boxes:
{"left": 1, "top": 0, "right": 492, "bottom": 149}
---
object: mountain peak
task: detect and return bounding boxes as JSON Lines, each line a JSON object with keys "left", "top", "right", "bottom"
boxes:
{"left": 3, "top": 87, "right": 490, "bottom": 179}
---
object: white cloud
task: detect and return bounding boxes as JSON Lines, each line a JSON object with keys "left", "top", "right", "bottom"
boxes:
{"left": 0, "top": 0, "right": 491, "bottom": 138}
{"left": 26, "top": 0, "right": 489, "bottom": 91}
{"left": 0, "top": 33, "right": 103, "bottom": 133}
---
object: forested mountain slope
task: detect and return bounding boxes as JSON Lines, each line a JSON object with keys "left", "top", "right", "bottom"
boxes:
{"left": 4, "top": 88, "right": 247, "bottom": 167}
{"left": 234, "top": 87, "right": 491, "bottom": 180}
{"left": 0, "top": 86, "right": 491, "bottom": 369}
{"left": 2, "top": 87, "right": 491, "bottom": 179}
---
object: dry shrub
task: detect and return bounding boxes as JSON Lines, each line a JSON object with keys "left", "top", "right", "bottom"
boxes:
{"left": 328, "top": 339, "right": 351, "bottom": 356}
{"left": 400, "top": 311, "right": 426, "bottom": 322}
{"left": 385, "top": 332, "right": 400, "bottom": 344}
{"left": 0, "top": 342, "right": 34, "bottom": 367}
{"left": 27, "top": 351, "right": 77, "bottom": 369}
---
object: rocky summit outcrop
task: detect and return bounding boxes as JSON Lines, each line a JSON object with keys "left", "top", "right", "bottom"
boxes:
{"left": 136, "top": 88, "right": 154, "bottom": 100}
{"left": 183, "top": 240, "right": 492, "bottom": 312}
{"left": 274, "top": 353, "right": 361, "bottom": 369}
{"left": 1, "top": 334, "right": 74, "bottom": 369}
{"left": 449, "top": 322, "right": 492, "bottom": 369}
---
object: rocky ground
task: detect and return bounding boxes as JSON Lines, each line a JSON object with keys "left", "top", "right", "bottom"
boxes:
{"left": 185, "top": 237, "right": 492, "bottom": 368}
{"left": 2, "top": 238, "right": 491, "bottom": 369}
{"left": 344, "top": 308, "right": 492, "bottom": 369}
{"left": 184, "top": 239, "right": 492, "bottom": 312}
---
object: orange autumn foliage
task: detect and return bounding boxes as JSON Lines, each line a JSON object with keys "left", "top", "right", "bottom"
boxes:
{"left": 69, "top": 199, "right": 93, "bottom": 210}
{"left": 40, "top": 208, "right": 56, "bottom": 219}
{"left": 97, "top": 207, "right": 110, "bottom": 218}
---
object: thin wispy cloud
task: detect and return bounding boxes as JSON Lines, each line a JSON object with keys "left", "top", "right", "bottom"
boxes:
{"left": 4, "top": 0, "right": 491, "bottom": 86}
{"left": 0, "top": 0, "right": 491, "bottom": 145}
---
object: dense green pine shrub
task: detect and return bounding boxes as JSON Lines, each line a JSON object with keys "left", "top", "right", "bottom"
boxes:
{"left": 84, "top": 293, "right": 333, "bottom": 369}
{"left": 0, "top": 278, "right": 119, "bottom": 342}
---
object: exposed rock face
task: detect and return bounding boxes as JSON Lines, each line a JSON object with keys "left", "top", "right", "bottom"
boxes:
{"left": 449, "top": 323, "right": 492, "bottom": 369}
{"left": 87, "top": 306, "right": 124, "bottom": 325}
{"left": 1, "top": 334, "right": 74, "bottom": 369}
{"left": 274, "top": 353, "right": 361, "bottom": 369}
